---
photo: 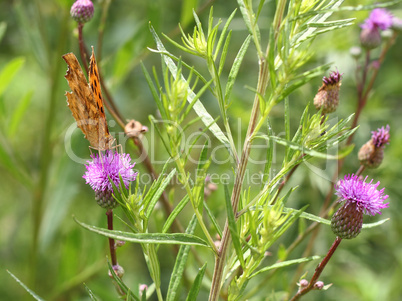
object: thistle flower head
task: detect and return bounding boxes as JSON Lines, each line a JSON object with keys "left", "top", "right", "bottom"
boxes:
{"left": 313, "top": 70, "right": 342, "bottom": 114}
{"left": 83, "top": 150, "right": 137, "bottom": 209}
{"left": 361, "top": 8, "right": 393, "bottom": 31}
{"left": 335, "top": 174, "right": 389, "bottom": 216}
{"left": 331, "top": 174, "right": 389, "bottom": 239}
{"left": 70, "top": 0, "right": 94, "bottom": 24}
{"left": 360, "top": 9, "right": 393, "bottom": 49}
{"left": 372, "top": 125, "right": 390, "bottom": 148}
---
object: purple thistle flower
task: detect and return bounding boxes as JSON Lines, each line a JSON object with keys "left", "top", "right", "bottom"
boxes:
{"left": 371, "top": 125, "right": 390, "bottom": 148}
{"left": 83, "top": 150, "right": 137, "bottom": 209}
{"left": 335, "top": 174, "right": 389, "bottom": 216}
{"left": 332, "top": 174, "right": 389, "bottom": 239}
{"left": 360, "top": 8, "right": 393, "bottom": 49}
{"left": 361, "top": 8, "right": 393, "bottom": 31}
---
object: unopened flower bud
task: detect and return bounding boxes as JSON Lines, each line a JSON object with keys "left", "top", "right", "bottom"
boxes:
{"left": 139, "top": 284, "right": 148, "bottom": 297}
{"left": 360, "top": 27, "right": 382, "bottom": 49}
{"left": 299, "top": 279, "right": 309, "bottom": 289}
{"left": 358, "top": 125, "right": 390, "bottom": 168}
{"left": 70, "top": 0, "right": 94, "bottom": 24}
{"left": 314, "top": 281, "right": 324, "bottom": 290}
{"left": 350, "top": 46, "right": 362, "bottom": 58}
{"left": 108, "top": 264, "right": 125, "bottom": 279}
{"left": 115, "top": 240, "right": 126, "bottom": 248}
{"left": 391, "top": 17, "right": 402, "bottom": 32}
{"left": 314, "top": 70, "right": 342, "bottom": 114}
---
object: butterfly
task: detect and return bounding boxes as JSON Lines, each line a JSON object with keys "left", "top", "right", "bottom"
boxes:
{"left": 63, "top": 47, "right": 113, "bottom": 150}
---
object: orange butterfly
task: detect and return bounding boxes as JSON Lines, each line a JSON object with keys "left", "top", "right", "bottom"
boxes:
{"left": 63, "top": 47, "right": 113, "bottom": 150}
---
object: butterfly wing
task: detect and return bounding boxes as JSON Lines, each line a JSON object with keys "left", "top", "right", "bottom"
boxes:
{"left": 88, "top": 47, "right": 112, "bottom": 149}
{"left": 62, "top": 49, "right": 112, "bottom": 150}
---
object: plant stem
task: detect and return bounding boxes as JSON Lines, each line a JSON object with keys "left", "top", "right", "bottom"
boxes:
{"left": 106, "top": 209, "right": 117, "bottom": 266}
{"left": 209, "top": 56, "right": 269, "bottom": 301}
{"left": 290, "top": 237, "right": 342, "bottom": 301}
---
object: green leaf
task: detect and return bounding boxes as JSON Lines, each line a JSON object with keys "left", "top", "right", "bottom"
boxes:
{"left": 141, "top": 63, "right": 167, "bottom": 120}
{"left": 180, "top": 0, "right": 198, "bottom": 27}
{"left": 7, "top": 270, "right": 45, "bottom": 301}
{"left": 8, "top": 91, "right": 33, "bottom": 137}
{"left": 186, "top": 263, "right": 207, "bottom": 301}
{"left": 74, "top": 217, "right": 209, "bottom": 247}
{"left": 83, "top": 283, "right": 99, "bottom": 301}
{"left": 0, "top": 22, "right": 6, "bottom": 42}
{"left": 162, "top": 194, "right": 190, "bottom": 233}
{"left": 149, "top": 24, "right": 231, "bottom": 149}
{"left": 362, "top": 218, "right": 390, "bottom": 229}
{"left": 166, "top": 215, "right": 198, "bottom": 301}
{"left": 257, "top": 135, "right": 345, "bottom": 160}
{"left": 145, "top": 168, "right": 177, "bottom": 219}
{"left": 225, "top": 35, "right": 251, "bottom": 104}
{"left": 204, "top": 200, "right": 223, "bottom": 238}
{"left": 0, "top": 57, "right": 25, "bottom": 96}
{"left": 225, "top": 184, "right": 245, "bottom": 268}
{"left": 249, "top": 256, "right": 321, "bottom": 279}
{"left": 107, "top": 261, "right": 139, "bottom": 301}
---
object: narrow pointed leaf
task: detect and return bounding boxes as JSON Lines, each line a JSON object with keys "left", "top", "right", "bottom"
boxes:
{"left": 166, "top": 215, "right": 198, "bottom": 301}
{"left": 75, "top": 217, "right": 209, "bottom": 247}
{"left": 149, "top": 25, "right": 231, "bottom": 149}
{"left": 186, "top": 263, "right": 207, "bottom": 301}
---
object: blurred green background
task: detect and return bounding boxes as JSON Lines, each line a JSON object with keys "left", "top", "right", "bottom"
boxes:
{"left": 1, "top": 0, "right": 402, "bottom": 300}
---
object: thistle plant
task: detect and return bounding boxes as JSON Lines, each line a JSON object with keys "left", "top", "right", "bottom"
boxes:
{"left": 69, "top": 1, "right": 396, "bottom": 300}
{"left": 5, "top": 0, "right": 401, "bottom": 300}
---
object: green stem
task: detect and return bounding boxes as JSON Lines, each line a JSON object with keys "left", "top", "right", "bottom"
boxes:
{"left": 209, "top": 55, "right": 269, "bottom": 301}
{"left": 31, "top": 6, "right": 69, "bottom": 287}
{"left": 175, "top": 154, "right": 217, "bottom": 253}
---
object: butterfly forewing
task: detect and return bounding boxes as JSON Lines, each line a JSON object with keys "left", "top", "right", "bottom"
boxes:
{"left": 63, "top": 47, "right": 112, "bottom": 150}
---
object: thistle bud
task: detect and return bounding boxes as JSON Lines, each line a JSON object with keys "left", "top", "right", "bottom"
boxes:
{"left": 358, "top": 125, "right": 390, "bottom": 168}
{"left": 70, "top": 0, "right": 94, "bottom": 24}
{"left": 331, "top": 202, "right": 363, "bottom": 239}
{"left": 313, "top": 70, "right": 342, "bottom": 114}
{"left": 108, "top": 264, "right": 125, "bottom": 279}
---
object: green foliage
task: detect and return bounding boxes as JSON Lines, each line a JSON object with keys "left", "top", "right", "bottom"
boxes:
{"left": 2, "top": 0, "right": 401, "bottom": 300}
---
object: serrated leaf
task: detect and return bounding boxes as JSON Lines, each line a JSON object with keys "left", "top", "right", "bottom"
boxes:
{"left": 166, "top": 215, "right": 197, "bottom": 301}
{"left": 75, "top": 217, "right": 209, "bottom": 247}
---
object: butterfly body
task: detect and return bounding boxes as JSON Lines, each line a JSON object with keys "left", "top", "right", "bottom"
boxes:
{"left": 63, "top": 47, "right": 113, "bottom": 150}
